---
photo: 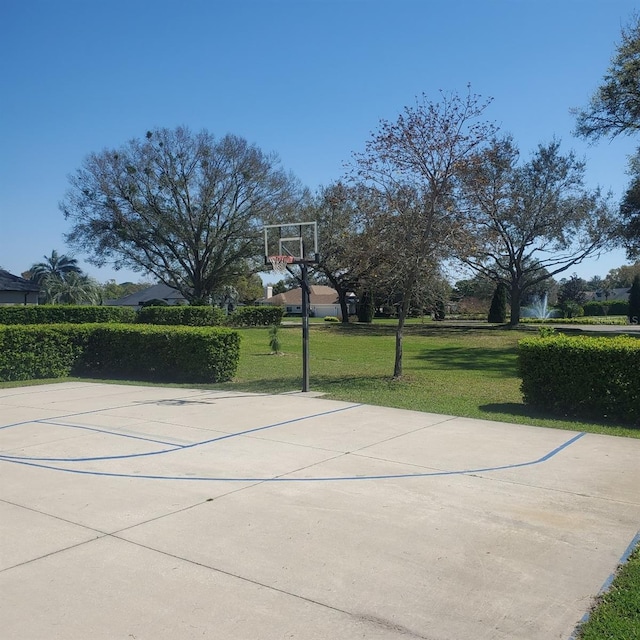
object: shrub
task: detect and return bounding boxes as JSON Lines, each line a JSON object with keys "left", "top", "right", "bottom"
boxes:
{"left": 519, "top": 334, "right": 640, "bottom": 424}
{"left": 357, "top": 291, "right": 375, "bottom": 323}
{"left": 137, "top": 305, "right": 225, "bottom": 326}
{"left": 608, "top": 300, "right": 630, "bottom": 316}
{"left": 323, "top": 316, "right": 339, "bottom": 323}
{"left": 80, "top": 324, "right": 239, "bottom": 382}
{"left": 0, "top": 324, "right": 91, "bottom": 380}
{"left": 582, "top": 301, "right": 606, "bottom": 317}
{"left": 0, "top": 324, "right": 239, "bottom": 383}
{"left": 268, "top": 324, "right": 281, "bottom": 354}
{"left": 227, "top": 305, "right": 284, "bottom": 327}
{"left": 0, "top": 305, "right": 136, "bottom": 325}
{"left": 519, "top": 316, "right": 628, "bottom": 325}
{"left": 487, "top": 284, "right": 507, "bottom": 323}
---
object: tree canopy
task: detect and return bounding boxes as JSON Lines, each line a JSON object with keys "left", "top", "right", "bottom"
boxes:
{"left": 574, "top": 15, "right": 640, "bottom": 259}
{"left": 618, "top": 155, "right": 640, "bottom": 259}
{"left": 457, "top": 136, "right": 618, "bottom": 324}
{"left": 27, "top": 250, "right": 82, "bottom": 284}
{"left": 61, "top": 127, "right": 303, "bottom": 303}
{"left": 312, "top": 182, "right": 382, "bottom": 322}
{"left": 574, "top": 15, "right": 640, "bottom": 141}
{"left": 351, "top": 88, "right": 497, "bottom": 376}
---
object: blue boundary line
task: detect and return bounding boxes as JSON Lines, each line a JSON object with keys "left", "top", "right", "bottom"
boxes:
{"left": 32, "top": 421, "right": 181, "bottom": 447}
{"left": 0, "top": 404, "right": 362, "bottom": 463}
{"left": 567, "top": 529, "right": 640, "bottom": 640}
{"left": 0, "top": 431, "right": 586, "bottom": 482}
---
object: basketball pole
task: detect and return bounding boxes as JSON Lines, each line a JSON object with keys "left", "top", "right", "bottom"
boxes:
{"left": 300, "top": 261, "right": 310, "bottom": 393}
{"left": 264, "top": 221, "right": 317, "bottom": 394}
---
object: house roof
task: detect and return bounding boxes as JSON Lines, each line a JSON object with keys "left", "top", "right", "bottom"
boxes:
{"left": 265, "top": 285, "right": 340, "bottom": 306}
{"left": 106, "top": 283, "right": 188, "bottom": 306}
{"left": 585, "top": 287, "right": 631, "bottom": 302}
{"left": 0, "top": 270, "right": 40, "bottom": 293}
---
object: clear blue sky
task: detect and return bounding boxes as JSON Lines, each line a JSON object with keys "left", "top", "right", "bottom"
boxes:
{"left": 1, "top": 0, "right": 638, "bottom": 286}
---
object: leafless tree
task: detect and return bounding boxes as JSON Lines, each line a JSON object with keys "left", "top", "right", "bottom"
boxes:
{"left": 350, "top": 88, "right": 497, "bottom": 377}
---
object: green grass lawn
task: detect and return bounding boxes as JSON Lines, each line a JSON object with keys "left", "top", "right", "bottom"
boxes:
{"left": 215, "top": 322, "right": 640, "bottom": 438}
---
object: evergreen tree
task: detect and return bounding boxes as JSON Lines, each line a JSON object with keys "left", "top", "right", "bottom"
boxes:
{"left": 487, "top": 283, "right": 507, "bottom": 323}
{"left": 357, "top": 289, "right": 375, "bottom": 323}
{"left": 629, "top": 274, "right": 640, "bottom": 324}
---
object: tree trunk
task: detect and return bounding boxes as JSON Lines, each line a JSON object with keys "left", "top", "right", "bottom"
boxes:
{"left": 326, "top": 273, "right": 350, "bottom": 323}
{"left": 337, "top": 288, "right": 350, "bottom": 323}
{"left": 509, "top": 285, "right": 521, "bottom": 326}
{"left": 393, "top": 293, "right": 412, "bottom": 378}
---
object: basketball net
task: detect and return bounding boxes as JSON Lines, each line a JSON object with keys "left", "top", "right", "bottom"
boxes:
{"left": 268, "top": 255, "right": 294, "bottom": 275}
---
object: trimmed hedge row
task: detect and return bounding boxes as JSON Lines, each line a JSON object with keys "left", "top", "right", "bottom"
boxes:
{"left": 582, "top": 300, "right": 629, "bottom": 317}
{"left": 0, "top": 325, "right": 90, "bottom": 381}
{"left": 0, "top": 305, "right": 137, "bottom": 325}
{"left": 227, "top": 305, "right": 284, "bottom": 327}
{"left": 0, "top": 304, "right": 284, "bottom": 327}
{"left": 0, "top": 324, "right": 240, "bottom": 383}
{"left": 519, "top": 334, "right": 640, "bottom": 424}
{"left": 519, "top": 316, "right": 629, "bottom": 325}
{"left": 137, "top": 305, "right": 225, "bottom": 326}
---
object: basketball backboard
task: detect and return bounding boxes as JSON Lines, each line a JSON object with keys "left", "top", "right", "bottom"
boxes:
{"left": 263, "top": 221, "right": 319, "bottom": 267}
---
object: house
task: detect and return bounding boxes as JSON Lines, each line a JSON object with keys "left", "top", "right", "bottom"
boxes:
{"left": 0, "top": 270, "right": 40, "bottom": 305}
{"left": 584, "top": 287, "right": 631, "bottom": 302}
{"left": 106, "top": 283, "right": 188, "bottom": 307}
{"left": 259, "top": 285, "right": 355, "bottom": 319}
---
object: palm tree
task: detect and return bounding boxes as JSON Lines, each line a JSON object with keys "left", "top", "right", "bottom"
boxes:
{"left": 40, "top": 272, "right": 101, "bottom": 305}
{"left": 29, "top": 250, "right": 82, "bottom": 284}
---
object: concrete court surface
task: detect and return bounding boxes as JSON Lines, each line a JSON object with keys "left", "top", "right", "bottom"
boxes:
{"left": 1, "top": 382, "right": 639, "bottom": 640}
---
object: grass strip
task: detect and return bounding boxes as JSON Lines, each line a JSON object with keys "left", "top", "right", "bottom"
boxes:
{"left": 575, "top": 542, "right": 640, "bottom": 640}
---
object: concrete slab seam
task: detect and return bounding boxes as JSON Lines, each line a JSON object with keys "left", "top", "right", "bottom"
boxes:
{"left": 105, "top": 533, "right": 437, "bottom": 640}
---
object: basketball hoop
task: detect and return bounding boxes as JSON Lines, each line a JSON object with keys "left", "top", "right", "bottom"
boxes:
{"left": 268, "top": 255, "right": 294, "bottom": 274}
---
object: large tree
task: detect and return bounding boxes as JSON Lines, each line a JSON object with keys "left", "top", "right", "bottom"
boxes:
{"left": 604, "top": 261, "right": 640, "bottom": 288}
{"left": 351, "top": 88, "right": 497, "bottom": 377}
{"left": 312, "top": 182, "right": 381, "bottom": 323}
{"left": 618, "top": 155, "right": 640, "bottom": 259}
{"left": 61, "top": 127, "right": 302, "bottom": 303}
{"left": 574, "top": 15, "right": 640, "bottom": 141}
{"left": 574, "top": 15, "right": 640, "bottom": 258}
{"left": 457, "top": 136, "right": 618, "bottom": 325}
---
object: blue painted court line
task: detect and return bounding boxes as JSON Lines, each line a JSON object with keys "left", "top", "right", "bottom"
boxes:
{"left": 0, "top": 390, "right": 223, "bottom": 432}
{"left": 0, "top": 404, "right": 362, "bottom": 463}
{"left": 38, "top": 421, "right": 182, "bottom": 447}
{"left": 0, "top": 431, "right": 587, "bottom": 482}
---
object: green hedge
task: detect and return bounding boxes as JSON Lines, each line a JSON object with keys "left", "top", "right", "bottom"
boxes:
{"left": 0, "top": 305, "right": 137, "bottom": 325}
{"left": 226, "top": 305, "right": 284, "bottom": 327}
{"left": 0, "top": 324, "right": 239, "bottom": 383}
{"left": 0, "top": 325, "right": 91, "bottom": 380}
{"left": 583, "top": 300, "right": 630, "bottom": 317}
{"left": 519, "top": 335, "right": 640, "bottom": 424}
{"left": 519, "top": 316, "right": 629, "bottom": 325}
{"left": 137, "top": 305, "right": 225, "bottom": 326}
